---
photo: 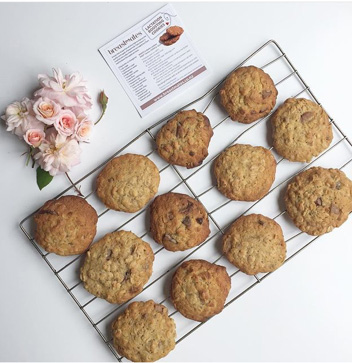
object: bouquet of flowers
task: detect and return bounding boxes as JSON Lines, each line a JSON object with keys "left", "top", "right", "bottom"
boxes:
{"left": 1, "top": 68, "right": 108, "bottom": 190}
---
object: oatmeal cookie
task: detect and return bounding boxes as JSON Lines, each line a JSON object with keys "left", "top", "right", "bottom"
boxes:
{"left": 220, "top": 66, "right": 278, "bottom": 123}
{"left": 223, "top": 214, "right": 286, "bottom": 275}
{"left": 156, "top": 109, "right": 213, "bottom": 168}
{"left": 150, "top": 192, "right": 210, "bottom": 251}
{"left": 271, "top": 98, "right": 333, "bottom": 162}
{"left": 214, "top": 144, "right": 276, "bottom": 201}
{"left": 96, "top": 154, "right": 160, "bottom": 213}
{"left": 80, "top": 231, "right": 154, "bottom": 304}
{"left": 112, "top": 300, "right": 176, "bottom": 362}
{"left": 171, "top": 259, "right": 231, "bottom": 322}
{"left": 285, "top": 167, "right": 352, "bottom": 235}
{"left": 34, "top": 195, "right": 98, "bottom": 256}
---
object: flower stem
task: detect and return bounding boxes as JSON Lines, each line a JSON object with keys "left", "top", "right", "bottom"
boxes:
{"left": 95, "top": 109, "right": 105, "bottom": 125}
{"left": 65, "top": 172, "right": 84, "bottom": 197}
{"left": 25, "top": 147, "right": 33, "bottom": 166}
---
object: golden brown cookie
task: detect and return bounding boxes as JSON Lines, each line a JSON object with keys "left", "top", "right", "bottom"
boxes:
{"left": 285, "top": 167, "right": 352, "bottom": 235}
{"left": 112, "top": 300, "right": 176, "bottom": 362}
{"left": 34, "top": 195, "right": 98, "bottom": 256}
{"left": 223, "top": 214, "right": 286, "bottom": 275}
{"left": 150, "top": 192, "right": 210, "bottom": 251}
{"left": 80, "top": 231, "right": 154, "bottom": 304}
{"left": 271, "top": 98, "right": 333, "bottom": 162}
{"left": 156, "top": 109, "right": 213, "bottom": 169}
{"left": 214, "top": 144, "right": 276, "bottom": 201}
{"left": 96, "top": 154, "right": 160, "bottom": 213}
{"left": 171, "top": 259, "right": 231, "bottom": 322}
{"left": 220, "top": 66, "right": 278, "bottom": 123}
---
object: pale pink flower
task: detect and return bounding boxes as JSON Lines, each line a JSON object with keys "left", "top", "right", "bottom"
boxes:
{"left": 34, "top": 129, "right": 81, "bottom": 176}
{"left": 74, "top": 113, "right": 94, "bottom": 142}
{"left": 54, "top": 109, "right": 77, "bottom": 137}
{"left": 33, "top": 97, "right": 61, "bottom": 125}
{"left": 1, "top": 98, "right": 43, "bottom": 138}
{"left": 24, "top": 129, "right": 45, "bottom": 148}
{"left": 34, "top": 68, "right": 92, "bottom": 110}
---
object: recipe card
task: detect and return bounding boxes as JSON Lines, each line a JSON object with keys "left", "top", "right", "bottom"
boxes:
{"left": 99, "top": 4, "right": 209, "bottom": 117}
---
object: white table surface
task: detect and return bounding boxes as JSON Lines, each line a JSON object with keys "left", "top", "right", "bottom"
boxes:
{"left": 1, "top": 2, "right": 352, "bottom": 362}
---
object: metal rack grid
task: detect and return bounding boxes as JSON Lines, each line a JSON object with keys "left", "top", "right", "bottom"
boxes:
{"left": 19, "top": 39, "right": 352, "bottom": 362}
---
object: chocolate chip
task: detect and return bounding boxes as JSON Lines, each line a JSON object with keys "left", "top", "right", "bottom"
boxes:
{"left": 179, "top": 201, "right": 193, "bottom": 214}
{"left": 123, "top": 270, "right": 131, "bottom": 281}
{"left": 330, "top": 204, "right": 340, "bottom": 214}
{"left": 189, "top": 151, "right": 195, "bottom": 156}
{"left": 300, "top": 112, "right": 314, "bottom": 122}
{"left": 155, "top": 305, "right": 164, "bottom": 312}
{"left": 315, "top": 197, "right": 322, "bottom": 206}
{"left": 167, "top": 211, "right": 174, "bottom": 220}
{"left": 182, "top": 216, "right": 191, "bottom": 227}
{"left": 258, "top": 220, "right": 264, "bottom": 225}
{"left": 259, "top": 108, "right": 268, "bottom": 113}
{"left": 108, "top": 177, "right": 114, "bottom": 182}
{"left": 163, "top": 234, "right": 177, "bottom": 244}
{"left": 262, "top": 90, "right": 272, "bottom": 99}
{"left": 129, "top": 286, "right": 139, "bottom": 293}
{"left": 336, "top": 181, "right": 342, "bottom": 190}
{"left": 196, "top": 218, "right": 203, "bottom": 225}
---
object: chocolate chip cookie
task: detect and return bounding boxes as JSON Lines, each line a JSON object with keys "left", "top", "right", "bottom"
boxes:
{"left": 96, "top": 154, "right": 160, "bottom": 213}
{"left": 214, "top": 144, "right": 276, "bottom": 201}
{"left": 34, "top": 195, "right": 98, "bottom": 256}
{"left": 220, "top": 66, "right": 278, "bottom": 123}
{"left": 156, "top": 109, "right": 213, "bottom": 168}
{"left": 80, "top": 231, "right": 154, "bottom": 304}
{"left": 150, "top": 192, "right": 210, "bottom": 251}
{"left": 112, "top": 300, "right": 176, "bottom": 362}
{"left": 271, "top": 98, "right": 333, "bottom": 162}
{"left": 171, "top": 259, "right": 231, "bottom": 322}
{"left": 223, "top": 214, "right": 286, "bottom": 275}
{"left": 285, "top": 167, "right": 352, "bottom": 235}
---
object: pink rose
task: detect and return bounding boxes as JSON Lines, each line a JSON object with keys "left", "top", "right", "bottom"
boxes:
{"left": 24, "top": 129, "right": 45, "bottom": 148}
{"left": 74, "top": 113, "right": 93, "bottom": 142}
{"left": 34, "top": 68, "right": 92, "bottom": 110}
{"left": 33, "top": 97, "right": 61, "bottom": 125}
{"left": 34, "top": 129, "right": 81, "bottom": 176}
{"left": 54, "top": 109, "right": 77, "bottom": 137}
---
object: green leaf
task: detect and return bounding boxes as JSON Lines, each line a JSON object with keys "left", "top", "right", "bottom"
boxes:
{"left": 36, "top": 167, "right": 54, "bottom": 190}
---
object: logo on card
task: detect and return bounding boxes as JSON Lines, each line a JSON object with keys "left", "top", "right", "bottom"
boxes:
{"left": 143, "top": 12, "right": 176, "bottom": 40}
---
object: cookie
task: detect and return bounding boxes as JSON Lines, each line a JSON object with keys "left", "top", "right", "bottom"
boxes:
{"left": 156, "top": 109, "right": 213, "bottom": 168}
{"left": 223, "top": 214, "right": 286, "bottom": 275}
{"left": 112, "top": 300, "right": 176, "bottom": 362}
{"left": 220, "top": 66, "right": 278, "bottom": 123}
{"left": 150, "top": 192, "right": 210, "bottom": 251}
{"left": 159, "top": 26, "right": 184, "bottom": 46}
{"left": 171, "top": 259, "right": 231, "bottom": 322}
{"left": 214, "top": 144, "right": 276, "bottom": 201}
{"left": 34, "top": 195, "right": 98, "bottom": 256}
{"left": 271, "top": 98, "right": 333, "bottom": 162}
{"left": 285, "top": 167, "right": 352, "bottom": 235}
{"left": 166, "top": 25, "right": 184, "bottom": 37}
{"left": 96, "top": 154, "right": 160, "bottom": 213}
{"left": 80, "top": 231, "right": 154, "bottom": 304}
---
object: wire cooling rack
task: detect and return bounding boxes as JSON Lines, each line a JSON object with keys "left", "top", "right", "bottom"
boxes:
{"left": 19, "top": 39, "right": 352, "bottom": 361}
